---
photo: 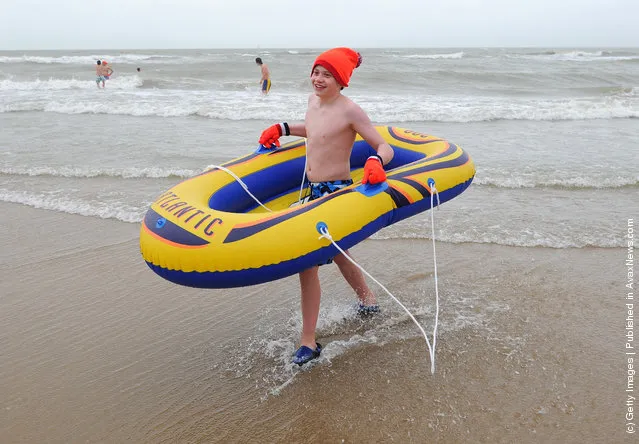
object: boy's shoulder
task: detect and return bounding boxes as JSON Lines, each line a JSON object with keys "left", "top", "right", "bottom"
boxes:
{"left": 340, "top": 94, "right": 362, "bottom": 112}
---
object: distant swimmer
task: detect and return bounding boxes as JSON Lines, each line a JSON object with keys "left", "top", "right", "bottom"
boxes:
{"left": 102, "top": 60, "right": 114, "bottom": 80}
{"left": 137, "top": 67, "right": 141, "bottom": 72}
{"left": 255, "top": 57, "right": 271, "bottom": 95}
{"left": 95, "top": 60, "right": 106, "bottom": 88}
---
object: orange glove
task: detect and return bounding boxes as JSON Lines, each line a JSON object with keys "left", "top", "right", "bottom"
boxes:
{"left": 258, "top": 122, "right": 290, "bottom": 148}
{"left": 362, "top": 155, "right": 386, "bottom": 185}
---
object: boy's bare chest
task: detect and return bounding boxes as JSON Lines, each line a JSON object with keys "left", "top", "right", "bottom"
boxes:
{"left": 305, "top": 107, "right": 348, "bottom": 139}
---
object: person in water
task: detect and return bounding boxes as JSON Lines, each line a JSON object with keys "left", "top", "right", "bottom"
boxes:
{"left": 95, "top": 60, "right": 106, "bottom": 88}
{"left": 102, "top": 61, "right": 113, "bottom": 80}
{"left": 255, "top": 57, "right": 271, "bottom": 94}
{"left": 258, "top": 47, "right": 394, "bottom": 365}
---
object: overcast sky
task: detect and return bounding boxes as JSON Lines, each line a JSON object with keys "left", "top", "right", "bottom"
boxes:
{"left": 2, "top": 0, "right": 638, "bottom": 50}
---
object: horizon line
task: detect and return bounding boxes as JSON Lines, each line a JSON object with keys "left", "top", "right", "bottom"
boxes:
{"left": 2, "top": 45, "right": 638, "bottom": 52}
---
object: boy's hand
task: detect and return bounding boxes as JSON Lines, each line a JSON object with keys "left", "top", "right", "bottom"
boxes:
{"left": 361, "top": 155, "right": 386, "bottom": 185}
{"left": 259, "top": 123, "right": 289, "bottom": 148}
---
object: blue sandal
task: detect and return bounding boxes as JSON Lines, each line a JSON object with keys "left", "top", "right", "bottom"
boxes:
{"left": 358, "top": 303, "right": 380, "bottom": 315}
{"left": 292, "top": 342, "right": 322, "bottom": 366}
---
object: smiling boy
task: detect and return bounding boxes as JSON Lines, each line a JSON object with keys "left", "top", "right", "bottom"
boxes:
{"left": 258, "top": 47, "right": 394, "bottom": 365}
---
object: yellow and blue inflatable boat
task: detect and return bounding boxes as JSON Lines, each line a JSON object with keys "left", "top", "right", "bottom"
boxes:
{"left": 140, "top": 126, "right": 475, "bottom": 288}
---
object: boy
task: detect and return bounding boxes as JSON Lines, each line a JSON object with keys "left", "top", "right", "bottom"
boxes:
{"left": 95, "top": 60, "right": 105, "bottom": 88}
{"left": 258, "top": 47, "right": 394, "bottom": 365}
{"left": 255, "top": 57, "right": 271, "bottom": 94}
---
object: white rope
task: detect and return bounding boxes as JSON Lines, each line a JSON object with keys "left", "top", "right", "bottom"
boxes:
{"left": 206, "top": 164, "right": 272, "bottom": 212}
{"left": 316, "top": 184, "right": 442, "bottom": 374}
{"left": 210, "top": 138, "right": 308, "bottom": 210}
{"left": 428, "top": 183, "right": 441, "bottom": 371}
{"left": 209, "top": 156, "right": 443, "bottom": 373}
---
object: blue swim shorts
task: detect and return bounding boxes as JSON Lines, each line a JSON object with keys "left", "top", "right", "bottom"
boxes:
{"left": 261, "top": 79, "right": 271, "bottom": 93}
{"left": 308, "top": 179, "right": 353, "bottom": 201}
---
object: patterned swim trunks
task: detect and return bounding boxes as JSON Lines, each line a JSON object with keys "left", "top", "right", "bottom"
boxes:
{"left": 308, "top": 179, "right": 353, "bottom": 201}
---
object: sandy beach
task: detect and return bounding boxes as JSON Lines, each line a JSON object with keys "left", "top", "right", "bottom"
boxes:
{"left": 1, "top": 201, "right": 628, "bottom": 443}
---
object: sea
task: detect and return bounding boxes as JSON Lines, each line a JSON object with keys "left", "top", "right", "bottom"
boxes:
{"left": 1, "top": 48, "right": 638, "bottom": 442}
{"left": 1, "top": 47, "right": 637, "bottom": 248}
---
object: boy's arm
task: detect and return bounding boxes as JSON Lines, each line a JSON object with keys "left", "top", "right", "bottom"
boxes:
{"left": 350, "top": 106, "right": 394, "bottom": 164}
{"left": 287, "top": 122, "right": 306, "bottom": 137}
{"left": 258, "top": 122, "right": 306, "bottom": 147}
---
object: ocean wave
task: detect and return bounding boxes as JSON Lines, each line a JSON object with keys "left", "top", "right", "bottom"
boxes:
{"left": 511, "top": 50, "right": 639, "bottom": 63}
{"left": 0, "top": 165, "right": 196, "bottom": 179}
{"left": 1, "top": 92, "right": 636, "bottom": 122}
{"left": 473, "top": 175, "right": 639, "bottom": 189}
{"left": 400, "top": 52, "right": 464, "bottom": 60}
{"left": 0, "top": 189, "right": 144, "bottom": 224}
{"left": 0, "top": 54, "right": 179, "bottom": 65}
{"left": 371, "top": 229, "right": 622, "bottom": 248}
{"left": 364, "top": 95, "right": 639, "bottom": 122}
{"left": 0, "top": 75, "right": 304, "bottom": 92}
{"left": 4, "top": 165, "right": 635, "bottom": 190}
{"left": 0, "top": 76, "right": 143, "bottom": 91}
{"left": 0, "top": 186, "right": 621, "bottom": 249}
{"left": 574, "top": 86, "right": 638, "bottom": 97}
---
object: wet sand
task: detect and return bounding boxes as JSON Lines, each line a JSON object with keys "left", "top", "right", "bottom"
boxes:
{"left": 0, "top": 202, "right": 628, "bottom": 443}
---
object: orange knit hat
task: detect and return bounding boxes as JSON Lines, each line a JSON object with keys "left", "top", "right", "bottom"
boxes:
{"left": 311, "top": 47, "right": 362, "bottom": 87}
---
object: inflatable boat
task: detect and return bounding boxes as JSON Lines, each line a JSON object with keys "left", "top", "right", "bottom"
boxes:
{"left": 140, "top": 126, "right": 475, "bottom": 288}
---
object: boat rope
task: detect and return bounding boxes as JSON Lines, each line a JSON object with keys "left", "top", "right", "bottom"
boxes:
{"left": 316, "top": 179, "right": 441, "bottom": 374}
{"left": 206, "top": 164, "right": 272, "bottom": 212}
{"left": 209, "top": 159, "right": 443, "bottom": 374}
{"left": 297, "top": 138, "right": 309, "bottom": 204}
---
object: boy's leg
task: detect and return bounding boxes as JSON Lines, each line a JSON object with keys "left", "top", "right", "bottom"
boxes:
{"left": 333, "top": 251, "right": 377, "bottom": 306}
{"left": 299, "top": 266, "right": 321, "bottom": 348}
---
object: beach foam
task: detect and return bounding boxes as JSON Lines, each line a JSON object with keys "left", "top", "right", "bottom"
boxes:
{"left": 1, "top": 89, "right": 635, "bottom": 122}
